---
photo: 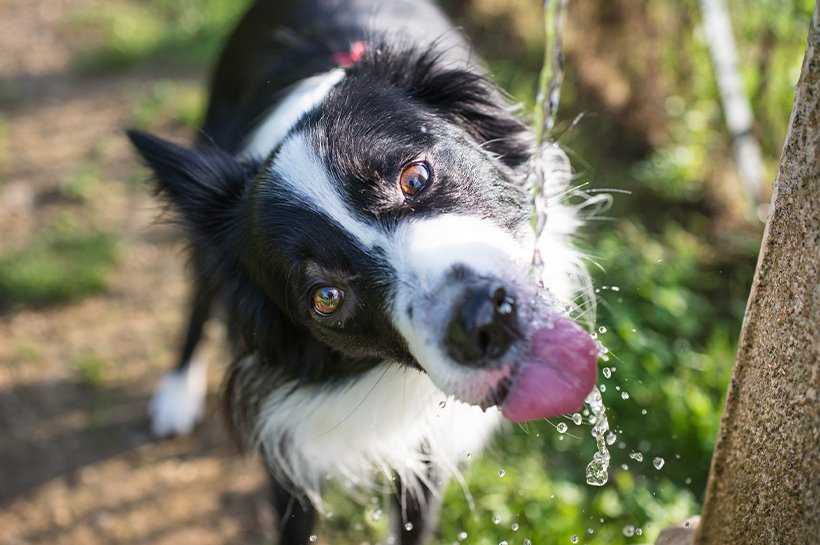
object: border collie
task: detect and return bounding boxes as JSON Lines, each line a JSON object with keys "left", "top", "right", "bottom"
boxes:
{"left": 127, "top": 1, "right": 598, "bottom": 543}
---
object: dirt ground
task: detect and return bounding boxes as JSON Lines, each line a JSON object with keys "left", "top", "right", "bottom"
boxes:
{"left": 0, "top": 2, "right": 274, "bottom": 544}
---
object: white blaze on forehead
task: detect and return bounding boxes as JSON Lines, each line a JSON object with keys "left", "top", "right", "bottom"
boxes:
{"left": 269, "top": 133, "right": 386, "bottom": 249}
{"left": 242, "top": 68, "right": 346, "bottom": 160}
{"left": 394, "top": 214, "right": 527, "bottom": 291}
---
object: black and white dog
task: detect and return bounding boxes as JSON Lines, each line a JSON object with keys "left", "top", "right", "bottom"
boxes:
{"left": 128, "top": 1, "right": 598, "bottom": 543}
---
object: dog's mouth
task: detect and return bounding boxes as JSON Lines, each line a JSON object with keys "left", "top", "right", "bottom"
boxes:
{"left": 478, "top": 372, "right": 513, "bottom": 411}
{"left": 471, "top": 314, "right": 599, "bottom": 422}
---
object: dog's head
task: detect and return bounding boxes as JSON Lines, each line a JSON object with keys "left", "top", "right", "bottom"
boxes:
{"left": 129, "top": 46, "right": 597, "bottom": 423}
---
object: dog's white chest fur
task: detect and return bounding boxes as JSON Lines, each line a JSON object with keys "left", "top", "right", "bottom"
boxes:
{"left": 252, "top": 360, "right": 501, "bottom": 503}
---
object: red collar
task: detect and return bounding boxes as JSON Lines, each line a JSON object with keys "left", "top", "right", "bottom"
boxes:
{"left": 332, "top": 41, "right": 366, "bottom": 68}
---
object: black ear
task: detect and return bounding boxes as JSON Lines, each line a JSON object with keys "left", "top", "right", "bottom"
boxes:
{"left": 358, "top": 47, "right": 533, "bottom": 170}
{"left": 126, "top": 130, "right": 257, "bottom": 242}
{"left": 413, "top": 65, "right": 533, "bottom": 169}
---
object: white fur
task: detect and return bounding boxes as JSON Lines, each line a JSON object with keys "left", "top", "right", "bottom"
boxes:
{"left": 243, "top": 69, "right": 346, "bottom": 160}
{"left": 149, "top": 360, "right": 208, "bottom": 437}
{"left": 252, "top": 358, "right": 500, "bottom": 507}
{"left": 270, "top": 133, "right": 387, "bottom": 248}
{"left": 389, "top": 214, "right": 527, "bottom": 404}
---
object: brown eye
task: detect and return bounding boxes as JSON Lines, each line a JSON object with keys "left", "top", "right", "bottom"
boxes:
{"left": 399, "top": 162, "right": 430, "bottom": 197}
{"left": 312, "top": 286, "right": 344, "bottom": 316}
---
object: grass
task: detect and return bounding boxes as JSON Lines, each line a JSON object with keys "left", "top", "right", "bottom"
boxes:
{"left": 0, "top": 224, "right": 119, "bottom": 309}
{"left": 0, "top": 114, "right": 8, "bottom": 184}
{"left": 130, "top": 79, "right": 205, "bottom": 131}
{"left": 59, "top": 162, "right": 101, "bottom": 202}
{"left": 71, "top": 351, "right": 108, "bottom": 389}
{"left": 68, "top": 0, "right": 247, "bottom": 73}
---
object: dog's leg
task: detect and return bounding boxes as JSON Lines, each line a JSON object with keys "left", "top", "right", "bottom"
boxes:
{"left": 392, "top": 472, "right": 444, "bottom": 545}
{"left": 270, "top": 478, "right": 317, "bottom": 545}
{"left": 149, "top": 276, "right": 214, "bottom": 437}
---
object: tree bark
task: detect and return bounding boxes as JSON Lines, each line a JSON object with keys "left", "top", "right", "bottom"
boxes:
{"left": 692, "top": 6, "right": 820, "bottom": 544}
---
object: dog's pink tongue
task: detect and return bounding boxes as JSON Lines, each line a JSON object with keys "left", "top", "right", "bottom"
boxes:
{"left": 501, "top": 317, "right": 598, "bottom": 423}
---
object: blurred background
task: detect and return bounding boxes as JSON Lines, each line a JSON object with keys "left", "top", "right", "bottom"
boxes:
{"left": 0, "top": 1, "right": 813, "bottom": 544}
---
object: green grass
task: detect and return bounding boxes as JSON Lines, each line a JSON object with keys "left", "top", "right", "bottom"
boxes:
{"left": 68, "top": 0, "right": 248, "bottom": 73}
{"left": 130, "top": 79, "right": 205, "bottom": 130}
{"left": 0, "top": 114, "right": 8, "bottom": 184}
{"left": 0, "top": 225, "right": 119, "bottom": 308}
{"left": 72, "top": 351, "right": 108, "bottom": 389}
{"left": 59, "top": 162, "right": 101, "bottom": 202}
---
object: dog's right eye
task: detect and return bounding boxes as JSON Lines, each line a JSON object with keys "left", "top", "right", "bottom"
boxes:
{"left": 312, "top": 286, "right": 345, "bottom": 316}
{"left": 399, "top": 161, "right": 431, "bottom": 197}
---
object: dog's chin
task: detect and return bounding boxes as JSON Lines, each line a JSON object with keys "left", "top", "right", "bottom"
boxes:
{"left": 446, "top": 314, "right": 600, "bottom": 423}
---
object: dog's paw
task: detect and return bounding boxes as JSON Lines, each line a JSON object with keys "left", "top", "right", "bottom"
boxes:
{"left": 149, "top": 360, "right": 207, "bottom": 437}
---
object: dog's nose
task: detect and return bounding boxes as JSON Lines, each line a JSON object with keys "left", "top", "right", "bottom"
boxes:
{"left": 445, "top": 283, "right": 518, "bottom": 365}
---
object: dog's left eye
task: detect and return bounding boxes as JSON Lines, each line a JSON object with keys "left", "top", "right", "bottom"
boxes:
{"left": 312, "top": 286, "right": 345, "bottom": 316}
{"left": 399, "top": 162, "right": 430, "bottom": 197}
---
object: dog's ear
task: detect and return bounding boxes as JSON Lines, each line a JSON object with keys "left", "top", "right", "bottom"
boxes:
{"left": 413, "top": 67, "right": 532, "bottom": 169}
{"left": 126, "top": 130, "right": 257, "bottom": 242}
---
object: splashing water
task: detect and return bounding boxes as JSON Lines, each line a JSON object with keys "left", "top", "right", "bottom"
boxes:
{"left": 584, "top": 386, "right": 611, "bottom": 486}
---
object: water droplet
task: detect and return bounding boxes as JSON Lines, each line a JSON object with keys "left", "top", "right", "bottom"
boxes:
{"left": 621, "top": 463, "right": 629, "bottom": 470}
{"left": 309, "top": 536, "right": 318, "bottom": 543}
{"left": 492, "top": 514, "right": 501, "bottom": 525}
{"left": 641, "top": 409, "right": 648, "bottom": 415}
{"left": 587, "top": 527, "right": 595, "bottom": 534}
{"left": 523, "top": 540, "right": 532, "bottom": 545}
{"left": 599, "top": 384, "right": 606, "bottom": 392}
{"left": 653, "top": 457, "right": 665, "bottom": 470}
{"left": 623, "top": 525, "right": 635, "bottom": 537}
{"left": 499, "top": 541, "right": 509, "bottom": 545}
{"left": 457, "top": 531, "right": 468, "bottom": 541}
{"left": 572, "top": 413, "right": 583, "bottom": 425}
{"left": 620, "top": 391, "right": 630, "bottom": 400}
{"left": 498, "top": 468, "right": 506, "bottom": 478}
{"left": 570, "top": 535, "right": 579, "bottom": 543}
{"left": 511, "top": 522, "right": 519, "bottom": 531}
{"left": 636, "top": 528, "right": 643, "bottom": 536}
{"left": 629, "top": 452, "right": 644, "bottom": 462}
{"left": 611, "top": 286, "right": 620, "bottom": 292}
{"left": 404, "top": 522, "right": 414, "bottom": 532}
{"left": 598, "top": 326, "right": 607, "bottom": 334}
{"left": 556, "top": 422, "right": 568, "bottom": 433}
{"left": 370, "top": 509, "right": 382, "bottom": 521}
{"left": 605, "top": 431, "right": 617, "bottom": 445}
{"left": 685, "top": 477, "right": 692, "bottom": 484}
{"left": 602, "top": 367, "right": 611, "bottom": 379}
{"left": 584, "top": 387, "right": 611, "bottom": 486}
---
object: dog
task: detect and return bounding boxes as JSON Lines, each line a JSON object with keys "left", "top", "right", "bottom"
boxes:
{"left": 127, "top": 1, "right": 598, "bottom": 543}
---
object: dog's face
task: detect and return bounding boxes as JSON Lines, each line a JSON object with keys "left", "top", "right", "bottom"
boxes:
{"left": 129, "top": 48, "right": 596, "bottom": 422}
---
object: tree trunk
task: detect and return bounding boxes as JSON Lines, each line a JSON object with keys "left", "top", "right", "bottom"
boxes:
{"left": 692, "top": 6, "right": 820, "bottom": 544}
